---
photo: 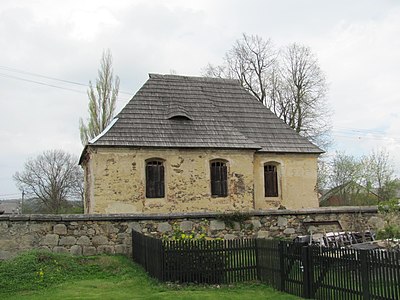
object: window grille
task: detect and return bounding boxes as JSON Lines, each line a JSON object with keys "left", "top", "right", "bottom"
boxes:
{"left": 264, "top": 164, "right": 278, "bottom": 197}
{"left": 146, "top": 160, "right": 165, "bottom": 198}
{"left": 210, "top": 161, "right": 228, "bottom": 197}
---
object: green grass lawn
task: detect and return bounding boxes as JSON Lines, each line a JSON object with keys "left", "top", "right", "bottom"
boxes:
{"left": 0, "top": 251, "right": 302, "bottom": 300}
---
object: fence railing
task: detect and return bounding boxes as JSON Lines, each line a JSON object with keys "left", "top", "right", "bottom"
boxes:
{"left": 132, "top": 230, "right": 400, "bottom": 299}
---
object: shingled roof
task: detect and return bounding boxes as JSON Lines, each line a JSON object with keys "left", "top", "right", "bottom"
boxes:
{"left": 87, "top": 74, "right": 323, "bottom": 153}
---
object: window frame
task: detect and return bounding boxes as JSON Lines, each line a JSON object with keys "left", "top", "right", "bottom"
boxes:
{"left": 145, "top": 159, "right": 165, "bottom": 198}
{"left": 210, "top": 159, "right": 228, "bottom": 197}
{"left": 264, "top": 163, "right": 279, "bottom": 197}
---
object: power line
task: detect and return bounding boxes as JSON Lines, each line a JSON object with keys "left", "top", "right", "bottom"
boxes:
{"left": 0, "top": 193, "right": 20, "bottom": 197}
{"left": 0, "top": 65, "right": 88, "bottom": 88}
{"left": 332, "top": 131, "right": 400, "bottom": 143}
{"left": 0, "top": 72, "right": 132, "bottom": 102}
{"left": 0, "top": 73, "right": 87, "bottom": 94}
{"left": 0, "top": 65, "right": 133, "bottom": 95}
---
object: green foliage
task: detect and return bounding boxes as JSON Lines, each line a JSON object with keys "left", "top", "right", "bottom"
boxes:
{"left": 377, "top": 199, "right": 400, "bottom": 240}
{"left": 378, "top": 198, "right": 400, "bottom": 214}
{"left": 0, "top": 251, "right": 301, "bottom": 300}
{"left": 22, "top": 198, "right": 83, "bottom": 214}
{"left": 80, "top": 49, "right": 120, "bottom": 146}
{"left": 216, "top": 212, "right": 251, "bottom": 229}
{"left": 377, "top": 224, "right": 400, "bottom": 240}
{"left": 163, "top": 223, "right": 206, "bottom": 241}
{"left": 0, "top": 251, "right": 134, "bottom": 294}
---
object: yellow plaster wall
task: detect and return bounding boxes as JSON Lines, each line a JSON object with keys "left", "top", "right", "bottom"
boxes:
{"left": 83, "top": 147, "right": 255, "bottom": 214}
{"left": 253, "top": 153, "right": 319, "bottom": 210}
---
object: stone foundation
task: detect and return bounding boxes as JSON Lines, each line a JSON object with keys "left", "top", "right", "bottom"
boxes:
{"left": 0, "top": 206, "right": 381, "bottom": 260}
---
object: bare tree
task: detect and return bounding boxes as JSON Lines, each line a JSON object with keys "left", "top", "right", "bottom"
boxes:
{"left": 13, "top": 150, "right": 83, "bottom": 214}
{"left": 279, "top": 43, "right": 331, "bottom": 148}
{"left": 80, "top": 49, "right": 120, "bottom": 145}
{"left": 203, "top": 35, "right": 331, "bottom": 149}
{"left": 203, "top": 34, "right": 276, "bottom": 104}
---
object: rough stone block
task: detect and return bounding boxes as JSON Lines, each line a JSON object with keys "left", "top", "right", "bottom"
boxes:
{"left": 307, "top": 226, "right": 317, "bottom": 233}
{"left": 224, "top": 234, "right": 236, "bottom": 240}
{"left": 97, "top": 245, "right": 114, "bottom": 254}
{"left": 283, "top": 228, "right": 296, "bottom": 234}
{"left": 257, "top": 230, "right": 269, "bottom": 239}
{"left": 53, "top": 224, "right": 67, "bottom": 235}
{"left": 115, "top": 244, "right": 127, "bottom": 254}
{"left": 233, "top": 222, "right": 241, "bottom": 230}
{"left": 117, "top": 233, "right": 127, "bottom": 242}
{"left": 77, "top": 236, "right": 91, "bottom": 246}
{"left": 210, "top": 220, "right": 225, "bottom": 231}
{"left": 127, "top": 222, "right": 141, "bottom": 233}
{"left": 92, "top": 235, "right": 108, "bottom": 246}
{"left": 70, "top": 245, "right": 82, "bottom": 256}
{"left": 250, "top": 219, "right": 262, "bottom": 230}
{"left": 40, "top": 234, "right": 59, "bottom": 246}
{"left": 277, "top": 216, "right": 288, "bottom": 227}
{"left": 180, "top": 221, "right": 194, "bottom": 232}
{"left": 53, "top": 246, "right": 68, "bottom": 253}
{"left": 101, "top": 223, "right": 119, "bottom": 234}
{"left": 59, "top": 236, "right": 77, "bottom": 246}
{"left": 83, "top": 246, "right": 97, "bottom": 256}
{"left": 0, "top": 250, "right": 13, "bottom": 260}
{"left": 157, "top": 222, "right": 172, "bottom": 233}
{"left": 368, "top": 216, "right": 385, "bottom": 230}
{"left": 87, "top": 228, "right": 95, "bottom": 235}
{"left": 304, "top": 216, "right": 313, "bottom": 223}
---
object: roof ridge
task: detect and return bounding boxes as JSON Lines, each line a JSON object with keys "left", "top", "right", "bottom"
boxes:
{"left": 148, "top": 73, "right": 240, "bottom": 85}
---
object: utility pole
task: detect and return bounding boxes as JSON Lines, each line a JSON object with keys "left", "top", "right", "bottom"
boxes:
{"left": 21, "top": 190, "right": 25, "bottom": 214}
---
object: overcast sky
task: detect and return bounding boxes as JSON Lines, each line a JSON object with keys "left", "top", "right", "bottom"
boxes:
{"left": 1, "top": 0, "right": 399, "bottom": 199}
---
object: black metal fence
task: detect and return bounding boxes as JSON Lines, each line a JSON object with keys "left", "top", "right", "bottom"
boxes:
{"left": 132, "top": 230, "right": 400, "bottom": 299}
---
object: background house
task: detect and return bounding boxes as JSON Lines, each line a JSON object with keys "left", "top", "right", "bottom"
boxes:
{"left": 80, "top": 74, "right": 323, "bottom": 214}
{"left": 319, "top": 182, "right": 380, "bottom": 206}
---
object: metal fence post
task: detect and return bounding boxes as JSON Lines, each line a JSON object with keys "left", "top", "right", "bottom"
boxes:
{"left": 279, "top": 241, "right": 285, "bottom": 292}
{"left": 301, "top": 246, "right": 313, "bottom": 299}
{"left": 359, "top": 250, "right": 371, "bottom": 300}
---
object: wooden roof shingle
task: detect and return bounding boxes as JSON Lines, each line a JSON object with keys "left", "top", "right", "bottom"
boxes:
{"left": 89, "top": 74, "right": 323, "bottom": 153}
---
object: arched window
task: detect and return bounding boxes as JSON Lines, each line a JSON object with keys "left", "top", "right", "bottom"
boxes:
{"left": 146, "top": 159, "right": 165, "bottom": 198}
{"left": 210, "top": 160, "right": 228, "bottom": 197}
{"left": 264, "top": 164, "right": 278, "bottom": 197}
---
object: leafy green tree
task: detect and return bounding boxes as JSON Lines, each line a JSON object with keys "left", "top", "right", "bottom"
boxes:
{"left": 324, "top": 149, "right": 398, "bottom": 206}
{"left": 377, "top": 199, "right": 400, "bottom": 246}
{"left": 80, "top": 49, "right": 120, "bottom": 145}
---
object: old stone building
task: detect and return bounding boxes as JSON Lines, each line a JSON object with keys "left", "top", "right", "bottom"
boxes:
{"left": 79, "top": 74, "right": 323, "bottom": 214}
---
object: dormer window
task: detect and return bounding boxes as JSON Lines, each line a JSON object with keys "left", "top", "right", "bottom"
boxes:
{"left": 167, "top": 113, "right": 192, "bottom": 121}
{"left": 165, "top": 98, "right": 193, "bottom": 121}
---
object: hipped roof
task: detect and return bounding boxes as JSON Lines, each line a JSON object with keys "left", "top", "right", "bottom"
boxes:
{"left": 86, "top": 73, "right": 323, "bottom": 153}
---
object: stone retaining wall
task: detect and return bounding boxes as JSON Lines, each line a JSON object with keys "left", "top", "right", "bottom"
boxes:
{"left": 0, "top": 207, "right": 383, "bottom": 260}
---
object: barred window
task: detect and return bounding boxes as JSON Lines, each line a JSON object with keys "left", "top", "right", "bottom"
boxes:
{"left": 210, "top": 160, "right": 228, "bottom": 197}
{"left": 264, "top": 164, "right": 278, "bottom": 197}
{"left": 146, "top": 160, "right": 165, "bottom": 198}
